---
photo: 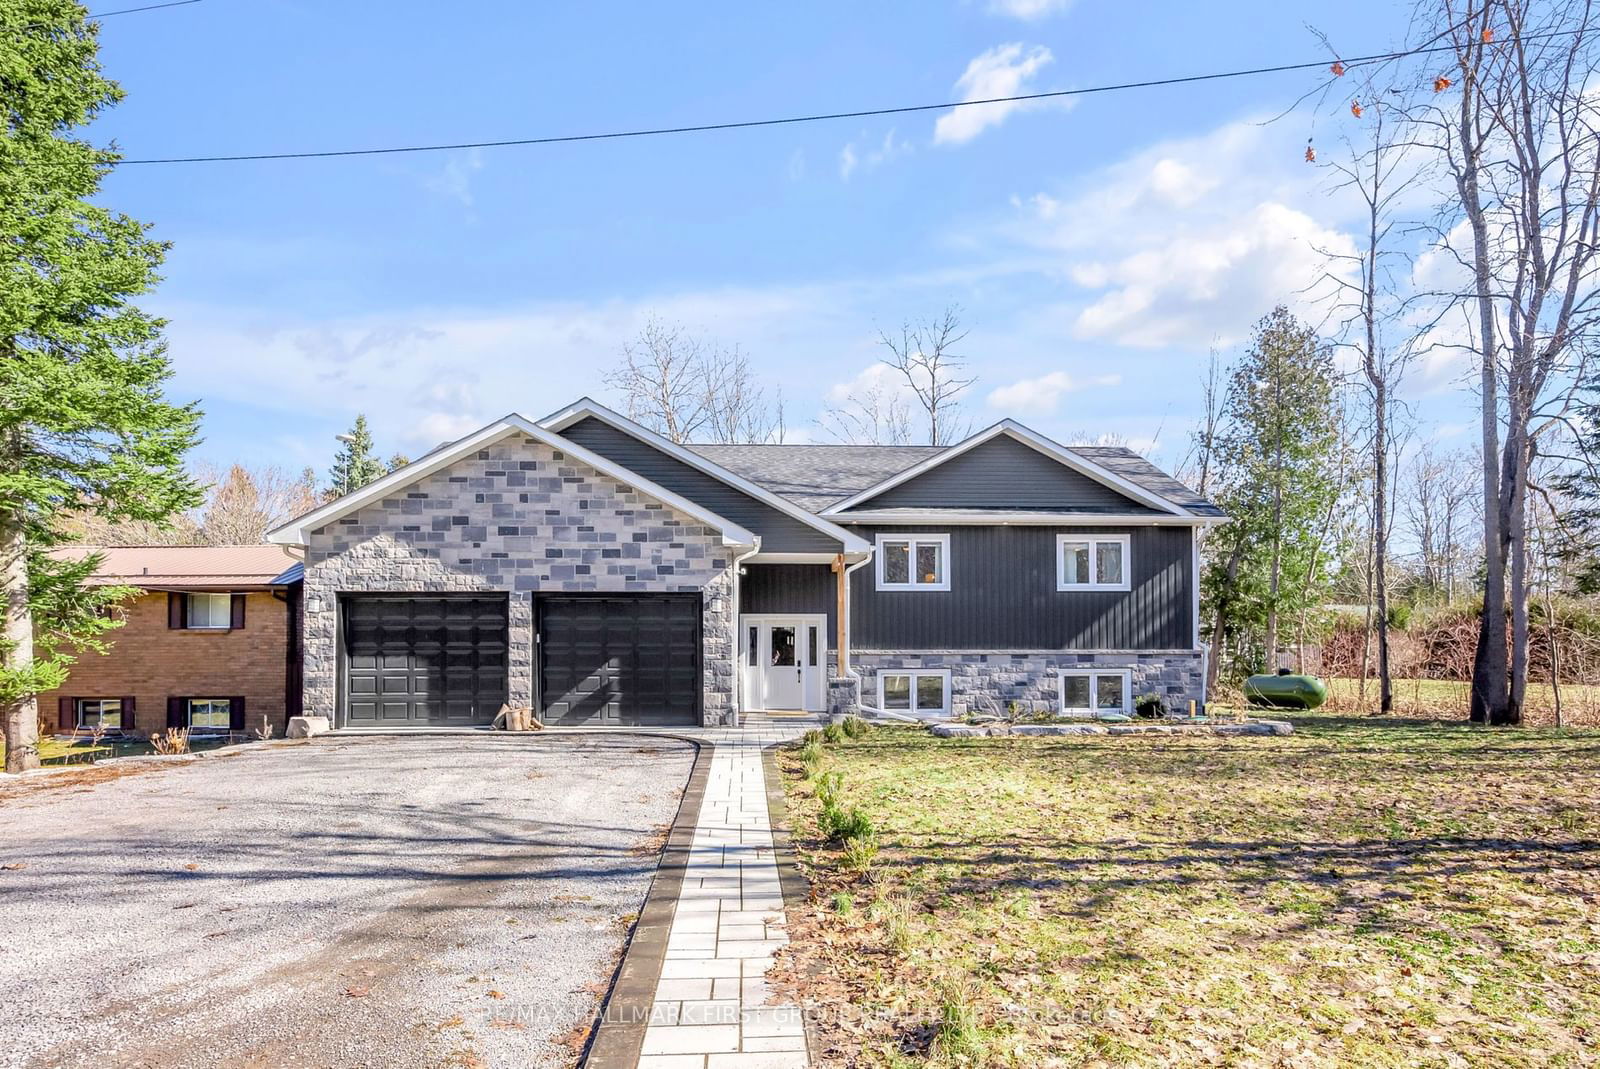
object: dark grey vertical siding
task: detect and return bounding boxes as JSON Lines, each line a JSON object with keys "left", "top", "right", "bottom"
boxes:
{"left": 849, "top": 525, "right": 1193, "bottom": 650}
{"left": 560, "top": 417, "right": 840, "bottom": 553}
{"left": 855, "top": 435, "right": 1164, "bottom": 512}
{"left": 740, "top": 564, "right": 836, "bottom": 634}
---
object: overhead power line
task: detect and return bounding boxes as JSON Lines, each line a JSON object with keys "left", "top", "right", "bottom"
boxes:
{"left": 89, "top": 0, "right": 204, "bottom": 17}
{"left": 80, "top": 25, "right": 1593, "bottom": 166}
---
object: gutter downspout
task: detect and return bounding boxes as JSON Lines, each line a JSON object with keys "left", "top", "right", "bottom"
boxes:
{"left": 839, "top": 552, "right": 919, "bottom": 722}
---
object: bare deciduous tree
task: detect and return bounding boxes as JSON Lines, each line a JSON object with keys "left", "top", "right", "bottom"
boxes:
{"left": 876, "top": 306, "right": 976, "bottom": 446}
{"left": 197, "top": 464, "right": 319, "bottom": 545}
{"left": 816, "top": 377, "right": 915, "bottom": 445}
{"left": 1403, "top": 443, "right": 1480, "bottom": 602}
{"left": 1414, "top": 0, "right": 1600, "bottom": 724}
{"left": 606, "top": 317, "right": 784, "bottom": 444}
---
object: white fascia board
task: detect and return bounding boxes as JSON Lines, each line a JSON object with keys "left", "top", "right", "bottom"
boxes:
{"left": 830, "top": 511, "right": 1223, "bottom": 526}
{"left": 265, "top": 413, "right": 758, "bottom": 549}
{"left": 822, "top": 420, "right": 1192, "bottom": 518}
{"left": 748, "top": 550, "right": 871, "bottom": 564}
{"left": 539, "top": 397, "right": 873, "bottom": 554}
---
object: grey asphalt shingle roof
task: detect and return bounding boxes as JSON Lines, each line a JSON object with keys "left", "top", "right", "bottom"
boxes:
{"left": 689, "top": 443, "right": 939, "bottom": 513}
{"left": 687, "top": 441, "right": 1223, "bottom": 517}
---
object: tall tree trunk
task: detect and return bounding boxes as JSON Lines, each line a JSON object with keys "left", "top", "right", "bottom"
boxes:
{"left": 1373, "top": 377, "right": 1393, "bottom": 713}
{"left": 2, "top": 512, "right": 40, "bottom": 774}
{"left": 1505, "top": 421, "right": 1529, "bottom": 726}
{"left": 1458, "top": 11, "right": 1508, "bottom": 726}
{"left": 1206, "top": 541, "right": 1245, "bottom": 700}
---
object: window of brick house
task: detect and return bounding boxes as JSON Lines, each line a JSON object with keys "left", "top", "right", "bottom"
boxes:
{"left": 186, "top": 593, "right": 233, "bottom": 629}
{"left": 187, "top": 698, "right": 232, "bottom": 732}
{"left": 77, "top": 699, "right": 123, "bottom": 731}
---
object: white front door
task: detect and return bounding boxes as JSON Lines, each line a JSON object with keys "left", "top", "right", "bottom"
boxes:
{"left": 763, "top": 623, "right": 804, "bottom": 709}
{"left": 740, "top": 616, "right": 826, "bottom": 712}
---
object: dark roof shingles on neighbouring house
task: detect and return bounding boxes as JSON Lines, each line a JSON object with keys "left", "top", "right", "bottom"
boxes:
{"left": 688, "top": 441, "right": 1222, "bottom": 516}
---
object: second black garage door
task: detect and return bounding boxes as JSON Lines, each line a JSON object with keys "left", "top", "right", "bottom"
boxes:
{"left": 342, "top": 596, "right": 508, "bottom": 727}
{"left": 538, "top": 595, "right": 701, "bottom": 726}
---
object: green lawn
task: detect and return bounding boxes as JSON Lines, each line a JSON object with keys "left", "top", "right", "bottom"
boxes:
{"left": 1, "top": 734, "right": 234, "bottom": 767}
{"left": 777, "top": 715, "right": 1600, "bottom": 1068}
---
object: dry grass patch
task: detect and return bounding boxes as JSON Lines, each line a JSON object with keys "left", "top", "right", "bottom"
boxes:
{"left": 775, "top": 715, "right": 1600, "bottom": 1068}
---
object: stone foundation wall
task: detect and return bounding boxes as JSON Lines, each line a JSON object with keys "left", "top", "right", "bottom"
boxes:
{"left": 303, "top": 432, "right": 738, "bottom": 726}
{"left": 853, "top": 650, "right": 1206, "bottom": 718}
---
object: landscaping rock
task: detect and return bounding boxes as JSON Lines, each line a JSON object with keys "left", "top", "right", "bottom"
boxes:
{"left": 97, "top": 754, "right": 197, "bottom": 767}
{"left": 287, "top": 716, "right": 331, "bottom": 739}
{"left": 1012, "top": 724, "right": 1107, "bottom": 736}
{"left": 930, "top": 723, "right": 1011, "bottom": 738}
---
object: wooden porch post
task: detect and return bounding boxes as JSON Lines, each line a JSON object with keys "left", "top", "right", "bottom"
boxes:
{"left": 832, "top": 553, "right": 848, "bottom": 675}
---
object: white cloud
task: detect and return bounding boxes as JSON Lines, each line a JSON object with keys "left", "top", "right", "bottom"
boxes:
{"left": 996, "top": 119, "right": 1361, "bottom": 348}
{"left": 985, "top": 369, "right": 1118, "bottom": 413}
{"left": 986, "top": 0, "right": 1074, "bottom": 19}
{"left": 934, "top": 44, "right": 1061, "bottom": 145}
{"left": 421, "top": 148, "right": 485, "bottom": 209}
{"left": 839, "top": 129, "right": 912, "bottom": 181}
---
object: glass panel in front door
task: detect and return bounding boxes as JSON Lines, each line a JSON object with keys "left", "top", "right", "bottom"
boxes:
{"left": 770, "top": 626, "right": 797, "bottom": 667}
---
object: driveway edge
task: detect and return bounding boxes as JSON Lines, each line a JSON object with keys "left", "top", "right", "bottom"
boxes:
{"left": 583, "top": 735, "right": 713, "bottom": 1069}
{"left": 762, "top": 741, "right": 819, "bottom": 1066}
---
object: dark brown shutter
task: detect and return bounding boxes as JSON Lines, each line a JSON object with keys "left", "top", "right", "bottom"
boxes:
{"left": 121, "top": 696, "right": 136, "bottom": 733}
{"left": 167, "top": 697, "right": 186, "bottom": 729}
{"left": 229, "top": 696, "right": 246, "bottom": 731}
{"left": 168, "top": 592, "right": 186, "bottom": 629}
{"left": 230, "top": 594, "right": 246, "bottom": 630}
{"left": 58, "top": 697, "right": 75, "bottom": 732}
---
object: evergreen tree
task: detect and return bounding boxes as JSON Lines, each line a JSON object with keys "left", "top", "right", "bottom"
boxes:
{"left": 2, "top": 1, "right": 202, "bottom": 771}
{"left": 1560, "top": 375, "right": 1600, "bottom": 594}
{"left": 327, "top": 415, "right": 387, "bottom": 498}
{"left": 1202, "top": 309, "right": 1343, "bottom": 688}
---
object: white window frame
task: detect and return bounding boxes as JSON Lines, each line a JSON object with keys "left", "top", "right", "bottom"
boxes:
{"left": 186, "top": 592, "right": 233, "bottom": 630}
{"left": 877, "top": 669, "right": 952, "bottom": 717}
{"left": 1057, "top": 669, "right": 1133, "bottom": 717}
{"left": 875, "top": 533, "right": 951, "bottom": 592}
{"left": 187, "top": 698, "right": 232, "bottom": 732}
{"left": 76, "top": 698, "right": 124, "bottom": 731}
{"left": 1056, "top": 533, "right": 1131, "bottom": 592}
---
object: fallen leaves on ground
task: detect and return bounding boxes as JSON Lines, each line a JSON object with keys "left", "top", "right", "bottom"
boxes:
{"left": 775, "top": 716, "right": 1600, "bottom": 1068}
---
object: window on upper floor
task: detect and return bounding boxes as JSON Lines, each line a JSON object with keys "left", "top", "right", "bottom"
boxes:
{"left": 1056, "top": 534, "right": 1130, "bottom": 592}
{"left": 876, "top": 534, "right": 950, "bottom": 591}
{"left": 185, "top": 593, "right": 234, "bottom": 630}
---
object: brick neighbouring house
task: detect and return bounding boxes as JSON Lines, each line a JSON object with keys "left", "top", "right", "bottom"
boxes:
{"left": 37, "top": 545, "right": 304, "bottom": 739}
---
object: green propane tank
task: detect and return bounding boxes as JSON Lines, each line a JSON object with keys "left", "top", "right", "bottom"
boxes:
{"left": 1243, "top": 671, "right": 1328, "bottom": 710}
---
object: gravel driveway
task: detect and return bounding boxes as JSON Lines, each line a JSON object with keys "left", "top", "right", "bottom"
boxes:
{"left": 0, "top": 734, "right": 696, "bottom": 1069}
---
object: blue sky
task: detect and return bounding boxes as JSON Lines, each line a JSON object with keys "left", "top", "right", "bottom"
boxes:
{"left": 87, "top": 0, "right": 1461, "bottom": 478}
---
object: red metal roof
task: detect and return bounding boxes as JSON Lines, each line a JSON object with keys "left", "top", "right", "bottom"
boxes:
{"left": 49, "top": 545, "right": 301, "bottom": 588}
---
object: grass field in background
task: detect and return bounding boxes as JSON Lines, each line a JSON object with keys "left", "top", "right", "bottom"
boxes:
{"left": 779, "top": 716, "right": 1600, "bottom": 1067}
{"left": 1320, "top": 677, "right": 1600, "bottom": 726}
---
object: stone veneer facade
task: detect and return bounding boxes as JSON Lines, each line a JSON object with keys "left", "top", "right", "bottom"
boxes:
{"left": 301, "top": 433, "right": 739, "bottom": 727}
{"left": 853, "top": 650, "right": 1207, "bottom": 719}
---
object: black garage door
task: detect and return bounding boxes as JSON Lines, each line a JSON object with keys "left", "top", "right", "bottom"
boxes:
{"left": 342, "top": 596, "right": 508, "bottom": 727}
{"left": 538, "top": 595, "right": 700, "bottom": 726}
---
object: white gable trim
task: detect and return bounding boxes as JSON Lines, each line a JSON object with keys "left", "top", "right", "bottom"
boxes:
{"left": 265, "top": 413, "right": 759, "bottom": 548}
{"left": 539, "top": 397, "right": 873, "bottom": 555}
{"left": 821, "top": 420, "right": 1191, "bottom": 517}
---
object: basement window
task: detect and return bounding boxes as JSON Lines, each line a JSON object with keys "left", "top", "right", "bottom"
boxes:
{"left": 878, "top": 670, "right": 951, "bottom": 716}
{"left": 77, "top": 699, "right": 123, "bottom": 731}
{"left": 187, "top": 698, "right": 232, "bottom": 732}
